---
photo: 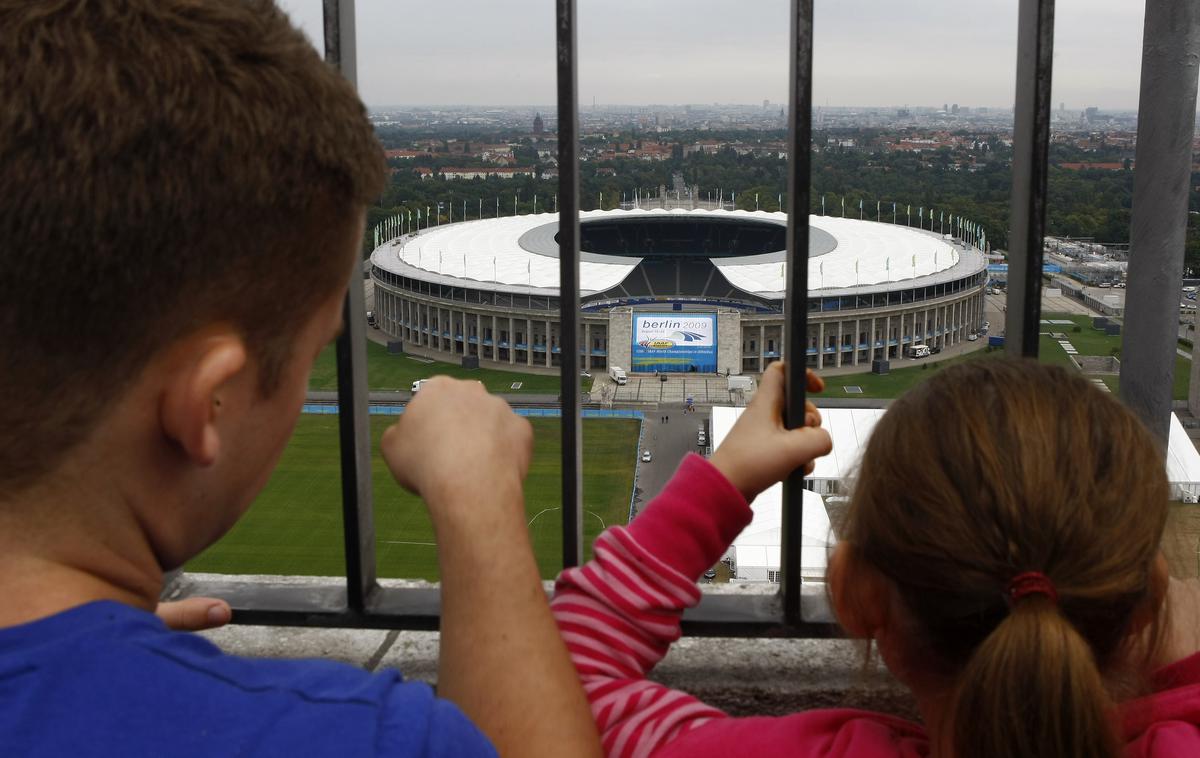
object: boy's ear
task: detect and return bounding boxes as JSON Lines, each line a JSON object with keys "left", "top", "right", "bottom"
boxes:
{"left": 159, "top": 335, "right": 248, "bottom": 467}
{"left": 828, "top": 543, "right": 889, "bottom": 639}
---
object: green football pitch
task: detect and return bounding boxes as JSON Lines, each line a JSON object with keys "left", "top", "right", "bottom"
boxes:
{"left": 187, "top": 414, "right": 640, "bottom": 580}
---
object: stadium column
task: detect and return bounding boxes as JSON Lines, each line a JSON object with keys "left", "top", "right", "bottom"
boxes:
{"left": 492, "top": 314, "right": 498, "bottom": 361}
{"left": 760, "top": 324, "right": 767, "bottom": 371}
{"left": 584, "top": 322, "right": 591, "bottom": 371}
{"left": 834, "top": 321, "right": 842, "bottom": 368}
{"left": 853, "top": 318, "right": 859, "bottom": 366}
{"left": 526, "top": 317, "right": 533, "bottom": 366}
{"left": 545, "top": 319, "right": 552, "bottom": 367}
{"left": 868, "top": 316, "right": 876, "bottom": 363}
{"left": 509, "top": 316, "right": 516, "bottom": 365}
{"left": 884, "top": 314, "right": 891, "bottom": 359}
{"left": 816, "top": 322, "right": 824, "bottom": 370}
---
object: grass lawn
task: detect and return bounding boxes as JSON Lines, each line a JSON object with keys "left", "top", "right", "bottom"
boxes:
{"left": 1037, "top": 313, "right": 1190, "bottom": 400}
{"left": 820, "top": 350, "right": 993, "bottom": 399}
{"left": 186, "top": 415, "right": 639, "bottom": 580}
{"left": 309, "top": 341, "right": 595, "bottom": 394}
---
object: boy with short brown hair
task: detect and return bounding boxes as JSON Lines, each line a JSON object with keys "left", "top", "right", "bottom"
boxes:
{"left": 0, "top": 2, "right": 598, "bottom": 755}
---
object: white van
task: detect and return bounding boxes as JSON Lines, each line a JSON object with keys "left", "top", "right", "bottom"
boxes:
{"left": 411, "top": 379, "right": 427, "bottom": 393}
{"left": 906, "top": 344, "right": 932, "bottom": 359}
{"left": 608, "top": 366, "right": 628, "bottom": 385}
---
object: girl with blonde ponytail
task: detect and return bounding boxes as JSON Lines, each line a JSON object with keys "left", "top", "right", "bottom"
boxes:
{"left": 552, "top": 359, "right": 1199, "bottom": 757}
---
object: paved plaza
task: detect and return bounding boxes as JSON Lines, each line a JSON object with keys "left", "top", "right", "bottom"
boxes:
{"left": 605, "top": 374, "right": 750, "bottom": 406}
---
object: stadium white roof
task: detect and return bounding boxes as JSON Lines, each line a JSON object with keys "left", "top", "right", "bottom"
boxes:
{"left": 370, "top": 208, "right": 973, "bottom": 298}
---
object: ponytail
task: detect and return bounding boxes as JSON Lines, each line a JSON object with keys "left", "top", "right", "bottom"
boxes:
{"left": 948, "top": 597, "right": 1118, "bottom": 758}
{"left": 843, "top": 360, "right": 1170, "bottom": 755}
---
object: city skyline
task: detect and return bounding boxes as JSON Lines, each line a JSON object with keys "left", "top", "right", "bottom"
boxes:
{"left": 278, "top": 0, "right": 1186, "bottom": 112}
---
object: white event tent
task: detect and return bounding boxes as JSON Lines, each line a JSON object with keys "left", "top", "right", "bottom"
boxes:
{"left": 711, "top": 405, "right": 1200, "bottom": 582}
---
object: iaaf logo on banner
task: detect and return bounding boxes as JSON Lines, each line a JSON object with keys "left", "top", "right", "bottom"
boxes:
{"left": 634, "top": 314, "right": 715, "bottom": 349}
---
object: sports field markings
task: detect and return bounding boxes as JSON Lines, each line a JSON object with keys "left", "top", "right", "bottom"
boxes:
{"left": 382, "top": 540, "right": 437, "bottom": 546}
{"left": 527, "top": 507, "right": 607, "bottom": 530}
{"left": 406, "top": 356, "right": 435, "bottom": 364}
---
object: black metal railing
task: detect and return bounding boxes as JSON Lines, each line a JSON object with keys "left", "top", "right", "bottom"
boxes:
{"left": 174, "top": 0, "right": 1198, "bottom": 634}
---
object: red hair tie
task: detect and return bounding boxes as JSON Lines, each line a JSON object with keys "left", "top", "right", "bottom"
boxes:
{"left": 1007, "top": 572, "right": 1058, "bottom": 606}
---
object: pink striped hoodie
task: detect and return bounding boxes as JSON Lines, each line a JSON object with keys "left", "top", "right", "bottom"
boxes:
{"left": 551, "top": 454, "right": 1200, "bottom": 758}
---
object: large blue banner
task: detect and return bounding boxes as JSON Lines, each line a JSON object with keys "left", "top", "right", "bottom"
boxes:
{"left": 631, "top": 313, "right": 718, "bottom": 373}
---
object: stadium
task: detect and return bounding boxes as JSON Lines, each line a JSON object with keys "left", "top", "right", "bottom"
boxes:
{"left": 368, "top": 208, "right": 989, "bottom": 375}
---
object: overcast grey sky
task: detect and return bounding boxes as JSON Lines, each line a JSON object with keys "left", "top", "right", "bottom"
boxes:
{"left": 277, "top": 0, "right": 1168, "bottom": 111}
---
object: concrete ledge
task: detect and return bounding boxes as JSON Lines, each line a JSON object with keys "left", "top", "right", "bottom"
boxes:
{"left": 190, "top": 574, "right": 917, "bottom": 720}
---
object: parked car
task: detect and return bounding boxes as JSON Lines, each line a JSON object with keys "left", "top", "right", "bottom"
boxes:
{"left": 967, "top": 333, "right": 979, "bottom": 342}
{"left": 641, "top": 450, "right": 652, "bottom": 463}
{"left": 703, "top": 568, "right": 717, "bottom": 580}
{"left": 366, "top": 310, "right": 378, "bottom": 328}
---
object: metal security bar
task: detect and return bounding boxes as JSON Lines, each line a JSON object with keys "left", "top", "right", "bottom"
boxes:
{"left": 1008, "top": 0, "right": 1056, "bottom": 357}
{"left": 780, "top": 0, "right": 822, "bottom": 631}
{"left": 1005, "top": 0, "right": 1054, "bottom": 358}
{"left": 556, "top": 0, "right": 583, "bottom": 568}
{"left": 1121, "top": 0, "right": 1200, "bottom": 444}
{"left": 325, "top": 0, "right": 378, "bottom": 617}
{"left": 172, "top": 0, "right": 1193, "bottom": 636}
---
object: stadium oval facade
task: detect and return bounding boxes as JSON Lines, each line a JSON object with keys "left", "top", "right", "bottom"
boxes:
{"left": 369, "top": 208, "right": 988, "bottom": 375}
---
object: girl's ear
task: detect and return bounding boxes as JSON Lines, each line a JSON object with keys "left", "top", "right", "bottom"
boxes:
{"left": 1128, "top": 553, "right": 1169, "bottom": 639}
{"left": 828, "top": 543, "right": 890, "bottom": 639}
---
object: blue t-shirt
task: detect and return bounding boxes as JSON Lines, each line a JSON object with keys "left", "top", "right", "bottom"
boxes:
{"left": 0, "top": 601, "right": 496, "bottom": 757}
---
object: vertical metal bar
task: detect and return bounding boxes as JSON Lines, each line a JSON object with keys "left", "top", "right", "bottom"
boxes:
{"left": 1121, "top": 0, "right": 1200, "bottom": 444}
{"left": 556, "top": 0, "right": 583, "bottom": 568}
{"left": 325, "top": 0, "right": 377, "bottom": 612}
{"left": 1004, "top": 0, "right": 1055, "bottom": 358}
{"left": 781, "top": 0, "right": 814, "bottom": 625}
